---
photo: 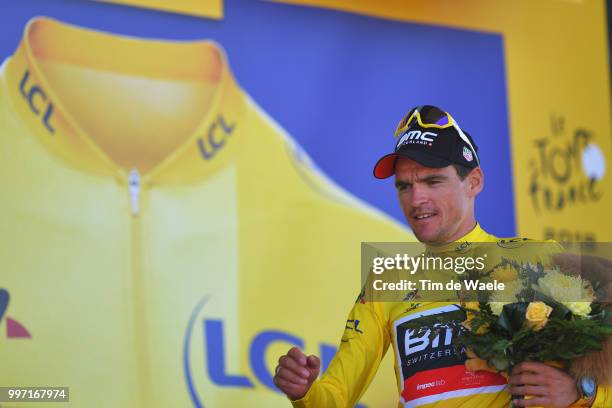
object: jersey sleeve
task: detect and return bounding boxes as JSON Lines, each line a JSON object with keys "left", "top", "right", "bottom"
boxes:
{"left": 291, "top": 295, "right": 391, "bottom": 408}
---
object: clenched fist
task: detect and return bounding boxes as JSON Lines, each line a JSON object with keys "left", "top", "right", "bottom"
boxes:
{"left": 273, "top": 347, "right": 321, "bottom": 400}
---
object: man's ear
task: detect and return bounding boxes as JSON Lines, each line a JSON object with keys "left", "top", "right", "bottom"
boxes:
{"left": 467, "top": 167, "right": 484, "bottom": 197}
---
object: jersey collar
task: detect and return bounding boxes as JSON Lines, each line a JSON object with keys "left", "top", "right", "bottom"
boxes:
{"left": 425, "top": 223, "right": 492, "bottom": 254}
{"left": 3, "top": 17, "right": 246, "bottom": 185}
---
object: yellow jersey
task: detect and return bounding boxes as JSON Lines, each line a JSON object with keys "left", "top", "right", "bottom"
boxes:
{"left": 0, "top": 17, "right": 411, "bottom": 407}
{"left": 292, "top": 225, "right": 612, "bottom": 408}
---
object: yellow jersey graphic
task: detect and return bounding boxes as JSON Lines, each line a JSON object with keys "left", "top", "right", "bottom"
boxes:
{"left": 0, "top": 17, "right": 411, "bottom": 407}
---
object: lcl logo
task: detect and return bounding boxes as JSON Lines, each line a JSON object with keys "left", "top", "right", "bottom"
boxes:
{"left": 197, "top": 115, "right": 235, "bottom": 161}
{"left": 396, "top": 130, "right": 438, "bottom": 149}
{"left": 19, "top": 70, "right": 55, "bottom": 134}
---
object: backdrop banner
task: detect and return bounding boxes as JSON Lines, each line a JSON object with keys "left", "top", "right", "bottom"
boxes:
{"left": 0, "top": 1, "right": 609, "bottom": 407}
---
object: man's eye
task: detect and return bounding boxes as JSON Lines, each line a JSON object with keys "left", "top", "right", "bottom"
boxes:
{"left": 397, "top": 184, "right": 410, "bottom": 191}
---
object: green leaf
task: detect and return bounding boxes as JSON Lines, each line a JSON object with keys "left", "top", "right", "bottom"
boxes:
{"left": 490, "top": 355, "right": 510, "bottom": 371}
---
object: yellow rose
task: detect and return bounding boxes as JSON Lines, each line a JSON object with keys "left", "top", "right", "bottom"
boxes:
{"left": 462, "top": 319, "right": 490, "bottom": 334}
{"left": 463, "top": 301, "right": 480, "bottom": 312}
{"left": 464, "top": 349, "right": 498, "bottom": 373}
{"left": 525, "top": 301, "right": 553, "bottom": 331}
{"left": 462, "top": 301, "right": 479, "bottom": 323}
{"left": 461, "top": 302, "right": 489, "bottom": 334}
{"left": 491, "top": 264, "right": 518, "bottom": 282}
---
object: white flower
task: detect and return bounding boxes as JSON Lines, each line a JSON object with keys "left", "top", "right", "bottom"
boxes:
{"left": 536, "top": 270, "right": 594, "bottom": 305}
{"left": 490, "top": 302, "right": 509, "bottom": 316}
{"left": 562, "top": 301, "right": 591, "bottom": 317}
{"left": 488, "top": 280, "right": 523, "bottom": 315}
{"left": 490, "top": 280, "right": 523, "bottom": 302}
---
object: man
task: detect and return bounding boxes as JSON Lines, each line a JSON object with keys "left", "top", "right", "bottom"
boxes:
{"left": 273, "top": 105, "right": 609, "bottom": 407}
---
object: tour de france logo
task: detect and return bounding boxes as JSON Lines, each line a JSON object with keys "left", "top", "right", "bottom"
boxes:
{"left": 528, "top": 114, "right": 606, "bottom": 214}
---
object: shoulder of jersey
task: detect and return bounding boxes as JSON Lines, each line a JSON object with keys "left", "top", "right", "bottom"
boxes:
{"left": 495, "top": 236, "right": 559, "bottom": 249}
{"left": 495, "top": 236, "right": 536, "bottom": 249}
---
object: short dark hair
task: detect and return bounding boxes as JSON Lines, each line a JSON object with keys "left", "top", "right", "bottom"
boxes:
{"left": 452, "top": 163, "right": 473, "bottom": 180}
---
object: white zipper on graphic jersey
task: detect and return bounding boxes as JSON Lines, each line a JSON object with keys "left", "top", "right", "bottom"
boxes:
{"left": 127, "top": 166, "right": 151, "bottom": 405}
{"left": 128, "top": 168, "right": 141, "bottom": 216}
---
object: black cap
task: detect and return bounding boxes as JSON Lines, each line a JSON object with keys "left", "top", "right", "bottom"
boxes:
{"left": 373, "top": 105, "right": 479, "bottom": 179}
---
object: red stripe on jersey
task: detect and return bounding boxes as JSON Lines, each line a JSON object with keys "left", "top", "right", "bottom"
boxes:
{"left": 402, "top": 364, "right": 507, "bottom": 402}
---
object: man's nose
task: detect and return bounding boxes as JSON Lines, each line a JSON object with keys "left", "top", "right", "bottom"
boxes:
{"left": 410, "top": 184, "right": 429, "bottom": 207}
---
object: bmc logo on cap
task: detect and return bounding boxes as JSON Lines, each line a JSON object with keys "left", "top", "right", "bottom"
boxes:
{"left": 397, "top": 130, "right": 438, "bottom": 149}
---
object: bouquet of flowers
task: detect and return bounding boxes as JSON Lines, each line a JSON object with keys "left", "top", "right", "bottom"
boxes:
{"left": 458, "top": 258, "right": 612, "bottom": 405}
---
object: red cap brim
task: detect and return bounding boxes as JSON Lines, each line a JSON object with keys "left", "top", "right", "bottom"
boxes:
{"left": 373, "top": 153, "right": 398, "bottom": 179}
{"left": 374, "top": 150, "right": 453, "bottom": 179}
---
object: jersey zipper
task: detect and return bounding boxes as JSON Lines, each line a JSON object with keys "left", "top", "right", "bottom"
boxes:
{"left": 129, "top": 169, "right": 141, "bottom": 216}
{"left": 128, "top": 168, "right": 151, "bottom": 407}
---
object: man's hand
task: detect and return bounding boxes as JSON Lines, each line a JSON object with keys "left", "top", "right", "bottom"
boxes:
{"left": 273, "top": 347, "right": 321, "bottom": 401}
{"left": 508, "top": 362, "right": 579, "bottom": 407}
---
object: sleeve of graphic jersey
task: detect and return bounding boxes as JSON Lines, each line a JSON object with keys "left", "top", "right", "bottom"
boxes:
{"left": 592, "top": 386, "right": 611, "bottom": 407}
{"left": 291, "top": 296, "right": 390, "bottom": 408}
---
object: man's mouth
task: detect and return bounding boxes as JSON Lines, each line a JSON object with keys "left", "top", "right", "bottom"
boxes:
{"left": 413, "top": 213, "right": 436, "bottom": 221}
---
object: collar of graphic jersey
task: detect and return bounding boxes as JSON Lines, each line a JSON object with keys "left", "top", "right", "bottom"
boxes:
{"left": 424, "top": 223, "right": 491, "bottom": 254}
{"left": 3, "top": 17, "right": 246, "bottom": 184}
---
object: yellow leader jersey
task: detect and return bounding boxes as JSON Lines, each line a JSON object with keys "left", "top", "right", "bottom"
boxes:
{"left": 0, "top": 17, "right": 411, "bottom": 407}
{"left": 292, "top": 224, "right": 612, "bottom": 408}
